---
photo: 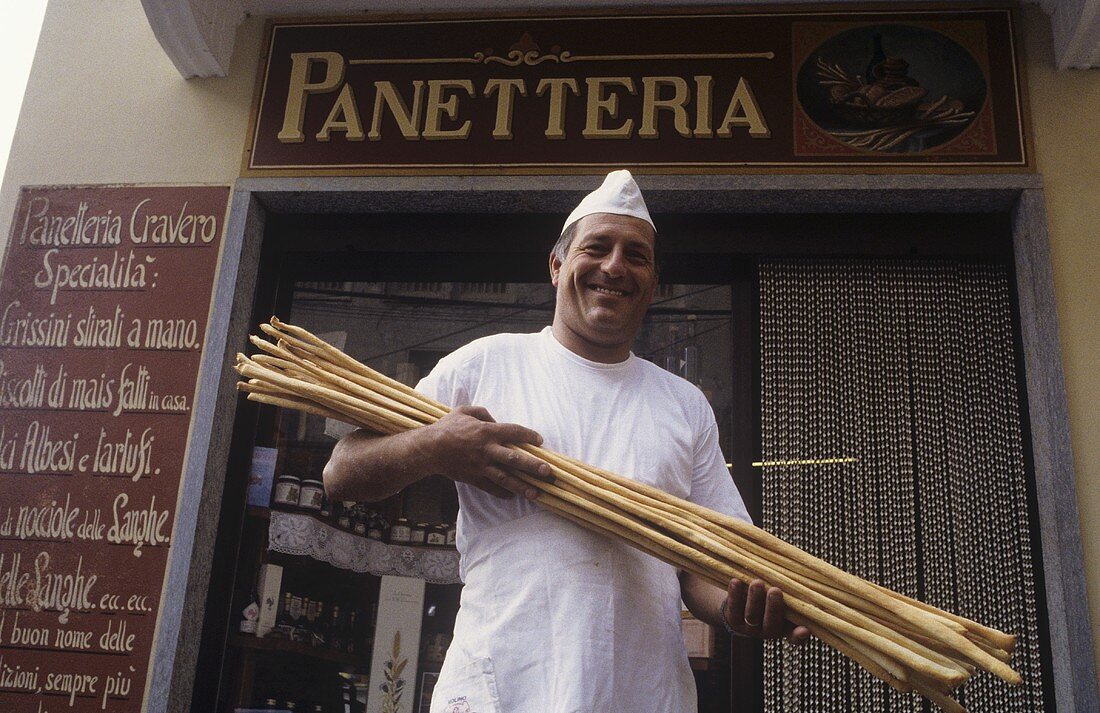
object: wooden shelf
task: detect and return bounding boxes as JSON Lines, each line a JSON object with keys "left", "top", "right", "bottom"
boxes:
{"left": 246, "top": 505, "right": 272, "bottom": 520}
{"left": 689, "top": 656, "right": 720, "bottom": 671}
{"left": 229, "top": 632, "right": 367, "bottom": 668}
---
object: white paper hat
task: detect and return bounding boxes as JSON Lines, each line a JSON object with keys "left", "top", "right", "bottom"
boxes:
{"left": 560, "top": 169, "right": 655, "bottom": 236}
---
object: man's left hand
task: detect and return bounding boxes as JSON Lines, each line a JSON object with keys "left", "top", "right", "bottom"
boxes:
{"left": 722, "top": 578, "right": 811, "bottom": 644}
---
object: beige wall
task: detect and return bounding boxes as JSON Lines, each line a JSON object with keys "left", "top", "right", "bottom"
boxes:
{"left": 0, "top": 0, "right": 263, "bottom": 250}
{"left": 1021, "top": 3, "right": 1100, "bottom": 682}
{"left": 0, "top": 0, "right": 1096, "bottom": 692}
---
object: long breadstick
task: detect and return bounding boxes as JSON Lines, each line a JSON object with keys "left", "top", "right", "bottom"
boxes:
{"left": 261, "top": 314, "right": 994, "bottom": 682}
{"left": 250, "top": 337, "right": 436, "bottom": 425}
{"left": 523, "top": 444, "right": 998, "bottom": 673}
{"left": 266, "top": 317, "right": 451, "bottom": 416}
{"left": 235, "top": 320, "right": 1023, "bottom": 710}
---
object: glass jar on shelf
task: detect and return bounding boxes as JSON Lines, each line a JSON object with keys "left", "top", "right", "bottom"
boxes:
{"left": 297, "top": 479, "right": 325, "bottom": 512}
{"left": 427, "top": 524, "right": 447, "bottom": 547}
{"left": 389, "top": 518, "right": 411, "bottom": 545}
{"left": 272, "top": 475, "right": 301, "bottom": 509}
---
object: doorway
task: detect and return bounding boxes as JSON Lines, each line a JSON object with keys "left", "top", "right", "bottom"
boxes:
{"left": 193, "top": 207, "right": 1054, "bottom": 712}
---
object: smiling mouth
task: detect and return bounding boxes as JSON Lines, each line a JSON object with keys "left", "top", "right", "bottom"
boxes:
{"left": 590, "top": 285, "right": 629, "bottom": 297}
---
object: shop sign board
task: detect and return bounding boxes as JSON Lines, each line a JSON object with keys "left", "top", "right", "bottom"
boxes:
{"left": 245, "top": 7, "right": 1029, "bottom": 174}
{"left": 0, "top": 185, "right": 230, "bottom": 713}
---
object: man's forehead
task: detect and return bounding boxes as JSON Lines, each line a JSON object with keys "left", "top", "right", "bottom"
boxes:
{"left": 573, "top": 213, "right": 657, "bottom": 249}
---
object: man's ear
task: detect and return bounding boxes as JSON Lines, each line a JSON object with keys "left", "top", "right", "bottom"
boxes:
{"left": 549, "top": 252, "right": 562, "bottom": 286}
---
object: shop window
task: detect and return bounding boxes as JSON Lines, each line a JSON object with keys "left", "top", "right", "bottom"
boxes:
{"left": 196, "top": 211, "right": 1053, "bottom": 713}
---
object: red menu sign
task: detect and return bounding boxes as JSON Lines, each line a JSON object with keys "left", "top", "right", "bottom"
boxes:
{"left": 0, "top": 185, "right": 229, "bottom": 712}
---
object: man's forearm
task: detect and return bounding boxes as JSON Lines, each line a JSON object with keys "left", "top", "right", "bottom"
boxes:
{"left": 323, "top": 406, "right": 553, "bottom": 504}
{"left": 323, "top": 427, "right": 440, "bottom": 502}
{"left": 679, "top": 571, "right": 728, "bottom": 629}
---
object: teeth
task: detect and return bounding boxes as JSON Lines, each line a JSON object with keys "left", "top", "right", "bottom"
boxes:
{"left": 592, "top": 286, "right": 627, "bottom": 296}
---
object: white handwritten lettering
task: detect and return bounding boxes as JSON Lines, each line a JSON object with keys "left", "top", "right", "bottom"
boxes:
{"left": 129, "top": 198, "right": 218, "bottom": 245}
{"left": 34, "top": 248, "right": 150, "bottom": 305}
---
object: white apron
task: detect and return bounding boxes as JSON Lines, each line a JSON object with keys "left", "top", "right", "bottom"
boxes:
{"left": 418, "top": 330, "right": 749, "bottom": 712}
{"left": 428, "top": 510, "right": 695, "bottom": 713}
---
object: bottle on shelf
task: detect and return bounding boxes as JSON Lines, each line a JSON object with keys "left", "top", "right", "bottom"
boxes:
{"left": 366, "top": 511, "right": 385, "bottom": 541}
{"left": 288, "top": 594, "right": 304, "bottom": 641}
{"left": 312, "top": 601, "right": 326, "bottom": 647}
{"left": 239, "top": 583, "right": 261, "bottom": 635}
{"left": 352, "top": 505, "right": 368, "bottom": 536}
{"left": 337, "top": 501, "right": 353, "bottom": 530}
{"left": 274, "top": 591, "right": 294, "bottom": 638}
{"left": 327, "top": 604, "right": 344, "bottom": 651}
{"left": 345, "top": 610, "right": 357, "bottom": 656}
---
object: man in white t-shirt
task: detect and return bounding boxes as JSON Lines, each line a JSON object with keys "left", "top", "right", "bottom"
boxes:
{"left": 324, "top": 171, "right": 809, "bottom": 712}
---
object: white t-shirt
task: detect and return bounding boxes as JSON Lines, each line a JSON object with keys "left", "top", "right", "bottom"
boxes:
{"left": 419, "top": 327, "right": 749, "bottom": 713}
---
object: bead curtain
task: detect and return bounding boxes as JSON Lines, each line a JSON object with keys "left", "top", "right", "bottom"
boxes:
{"left": 759, "top": 260, "right": 1046, "bottom": 712}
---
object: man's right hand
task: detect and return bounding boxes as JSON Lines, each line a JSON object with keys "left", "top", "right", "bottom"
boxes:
{"left": 423, "top": 406, "right": 554, "bottom": 500}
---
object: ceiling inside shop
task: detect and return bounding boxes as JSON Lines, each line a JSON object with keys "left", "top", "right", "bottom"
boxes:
{"left": 141, "top": 0, "right": 1099, "bottom": 76}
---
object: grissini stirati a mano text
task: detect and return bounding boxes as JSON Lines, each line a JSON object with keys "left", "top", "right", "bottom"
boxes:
{"left": 235, "top": 318, "right": 1021, "bottom": 713}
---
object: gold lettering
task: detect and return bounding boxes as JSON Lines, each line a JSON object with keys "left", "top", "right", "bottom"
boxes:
{"left": 484, "top": 79, "right": 527, "bottom": 140}
{"left": 369, "top": 81, "right": 425, "bottom": 141}
{"left": 423, "top": 80, "right": 475, "bottom": 140}
{"left": 694, "top": 75, "right": 714, "bottom": 137}
{"left": 316, "top": 84, "right": 365, "bottom": 142}
{"left": 277, "top": 52, "right": 346, "bottom": 143}
{"left": 583, "top": 77, "right": 636, "bottom": 139}
{"left": 536, "top": 78, "right": 580, "bottom": 140}
{"left": 716, "top": 78, "right": 770, "bottom": 138}
{"left": 639, "top": 76, "right": 691, "bottom": 139}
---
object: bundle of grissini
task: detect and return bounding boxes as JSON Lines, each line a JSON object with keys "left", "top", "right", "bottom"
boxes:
{"left": 235, "top": 318, "right": 1020, "bottom": 712}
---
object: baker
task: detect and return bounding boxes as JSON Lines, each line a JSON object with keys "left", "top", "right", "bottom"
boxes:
{"left": 323, "top": 170, "right": 810, "bottom": 712}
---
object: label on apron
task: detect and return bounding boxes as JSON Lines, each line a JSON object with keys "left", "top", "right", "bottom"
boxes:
{"left": 432, "top": 656, "right": 501, "bottom": 713}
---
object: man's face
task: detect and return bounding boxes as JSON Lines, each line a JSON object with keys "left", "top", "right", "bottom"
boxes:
{"left": 549, "top": 213, "right": 658, "bottom": 362}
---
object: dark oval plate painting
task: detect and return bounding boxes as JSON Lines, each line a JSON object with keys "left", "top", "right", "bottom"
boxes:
{"left": 796, "top": 24, "right": 987, "bottom": 153}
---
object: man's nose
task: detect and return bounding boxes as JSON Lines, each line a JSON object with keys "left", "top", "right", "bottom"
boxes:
{"left": 600, "top": 247, "right": 627, "bottom": 277}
